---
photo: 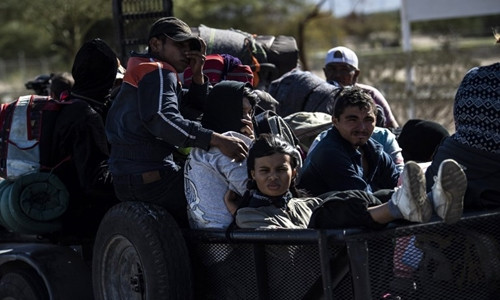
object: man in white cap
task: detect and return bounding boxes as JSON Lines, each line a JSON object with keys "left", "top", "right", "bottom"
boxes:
{"left": 324, "top": 46, "right": 399, "bottom": 129}
{"left": 105, "top": 17, "right": 249, "bottom": 227}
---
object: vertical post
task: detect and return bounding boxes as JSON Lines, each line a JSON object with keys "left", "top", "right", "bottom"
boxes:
{"left": 400, "top": 0, "right": 412, "bottom": 53}
{"left": 346, "top": 239, "right": 372, "bottom": 300}
{"left": 318, "top": 230, "right": 334, "bottom": 300}
{"left": 400, "top": 0, "right": 415, "bottom": 120}
{"left": 253, "top": 244, "right": 269, "bottom": 300}
{"left": 112, "top": 0, "right": 126, "bottom": 64}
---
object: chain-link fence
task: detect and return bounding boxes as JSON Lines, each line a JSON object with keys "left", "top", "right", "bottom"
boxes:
{"left": 187, "top": 210, "right": 500, "bottom": 300}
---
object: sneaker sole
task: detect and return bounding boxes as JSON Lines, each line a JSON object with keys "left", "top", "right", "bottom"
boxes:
{"left": 406, "top": 161, "right": 431, "bottom": 223}
{"left": 438, "top": 159, "right": 467, "bottom": 224}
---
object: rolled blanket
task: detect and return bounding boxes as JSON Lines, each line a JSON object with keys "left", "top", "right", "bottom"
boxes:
{"left": 0, "top": 172, "right": 69, "bottom": 234}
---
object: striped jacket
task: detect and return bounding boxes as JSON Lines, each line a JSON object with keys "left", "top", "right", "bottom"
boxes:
{"left": 105, "top": 52, "right": 212, "bottom": 176}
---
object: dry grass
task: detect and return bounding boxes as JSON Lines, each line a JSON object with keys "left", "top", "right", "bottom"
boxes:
{"left": 357, "top": 45, "right": 499, "bottom": 133}
{"left": 308, "top": 43, "right": 499, "bottom": 133}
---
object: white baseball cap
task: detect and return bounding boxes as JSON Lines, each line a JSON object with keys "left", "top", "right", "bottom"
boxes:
{"left": 324, "top": 46, "right": 359, "bottom": 69}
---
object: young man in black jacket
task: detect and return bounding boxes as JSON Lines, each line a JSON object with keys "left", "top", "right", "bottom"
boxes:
{"left": 105, "top": 17, "right": 249, "bottom": 227}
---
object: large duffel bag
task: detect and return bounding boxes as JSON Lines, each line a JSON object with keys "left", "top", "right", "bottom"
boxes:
{"left": 268, "top": 69, "right": 341, "bottom": 117}
{"left": 192, "top": 25, "right": 299, "bottom": 89}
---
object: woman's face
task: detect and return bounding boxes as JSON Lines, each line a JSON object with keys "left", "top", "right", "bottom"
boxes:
{"left": 242, "top": 96, "right": 253, "bottom": 121}
{"left": 251, "top": 153, "right": 296, "bottom": 197}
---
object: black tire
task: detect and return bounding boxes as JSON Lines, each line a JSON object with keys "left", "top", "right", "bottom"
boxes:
{"left": 92, "top": 201, "right": 193, "bottom": 300}
{"left": 0, "top": 268, "right": 49, "bottom": 300}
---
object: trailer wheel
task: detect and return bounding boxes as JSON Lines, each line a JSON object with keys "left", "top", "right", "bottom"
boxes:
{"left": 92, "top": 201, "right": 192, "bottom": 300}
{"left": 0, "top": 268, "right": 49, "bottom": 300}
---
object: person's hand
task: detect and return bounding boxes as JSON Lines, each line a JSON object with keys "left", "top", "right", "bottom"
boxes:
{"left": 224, "top": 189, "right": 239, "bottom": 216}
{"left": 210, "top": 132, "right": 248, "bottom": 162}
{"left": 186, "top": 37, "right": 207, "bottom": 85}
{"left": 240, "top": 119, "right": 255, "bottom": 139}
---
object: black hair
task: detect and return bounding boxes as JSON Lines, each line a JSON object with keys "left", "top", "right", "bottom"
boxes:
{"left": 246, "top": 134, "right": 303, "bottom": 197}
{"left": 148, "top": 34, "right": 167, "bottom": 54}
{"left": 202, "top": 81, "right": 256, "bottom": 134}
{"left": 242, "top": 86, "right": 259, "bottom": 108}
{"left": 50, "top": 72, "right": 74, "bottom": 100}
{"left": 71, "top": 38, "right": 118, "bottom": 104}
{"left": 330, "top": 86, "right": 376, "bottom": 119}
{"left": 398, "top": 119, "right": 450, "bottom": 162}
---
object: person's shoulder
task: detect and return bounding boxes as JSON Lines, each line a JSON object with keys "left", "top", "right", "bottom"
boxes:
{"left": 61, "top": 98, "right": 93, "bottom": 113}
{"left": 356, "top": 83, "right": 384, "bottom": 98}
{"left": 309, "top": 132, "right": 347, "bottom": 161}
{"left": 126, "top": 55, "right": 177, "bottom": 77}
{"left": 468, "top": 62, "right": 499, "bottom": 75}
{"left": 291, "top": 196, "right": 322, "bottom": 204}
{"left": 222, "top": 131, "right": 253, "bottom": 146}
{"left": 356, "top": 82, "right": 378, "bottom": 91}
{"left": 372, "top": 126, "right": 395, "bottom": 141}
{"left": 189, "top": 131, "right": 251, "bottom": 163}
{"left": 55, "top": 100, "right": 102, "bottom": 129}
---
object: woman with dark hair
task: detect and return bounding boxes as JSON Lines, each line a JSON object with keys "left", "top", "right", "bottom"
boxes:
{"left": 185, "top": 81, "right": 257, "bottom": 229}
{"left": 234, "top": 133, "right": 467, "bottom": 230}
{"left": 234, "top": 134, "right": 321, "bottom": 229}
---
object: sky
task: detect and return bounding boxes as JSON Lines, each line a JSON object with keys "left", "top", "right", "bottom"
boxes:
{"left": 325, "top": 0, "right": 400, "bottom": 17}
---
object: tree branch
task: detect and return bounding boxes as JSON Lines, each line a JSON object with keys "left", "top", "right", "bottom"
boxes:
{"left": 297, "top": 0, "right": 328, "bottom": 70}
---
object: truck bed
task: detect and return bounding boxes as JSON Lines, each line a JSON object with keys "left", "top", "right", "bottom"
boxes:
{"left": 185, "top": 209, "right": 500, "bottom": 300}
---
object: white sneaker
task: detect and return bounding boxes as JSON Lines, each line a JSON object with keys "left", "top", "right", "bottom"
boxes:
{"left": 391, "top": 161, "right": 432, "bottom": 223}
{"left": 432, "top": 159, "right": 466, "bottom": 224}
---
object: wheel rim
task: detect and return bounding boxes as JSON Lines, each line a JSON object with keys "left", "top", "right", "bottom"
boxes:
{"left": 0, "top": 270, "right": 48, "bottom": 300}
{"left": 100, "top": 234, "right": 145, "bottom": 300}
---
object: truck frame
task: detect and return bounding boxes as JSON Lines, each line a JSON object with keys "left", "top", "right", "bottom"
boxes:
{"left": 0, "top": 1, "right": 498, "bottom": 299}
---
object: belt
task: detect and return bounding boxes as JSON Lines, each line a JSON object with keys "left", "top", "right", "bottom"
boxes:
{"left": 113, "top": 170, "right": 165, "bottom": 185}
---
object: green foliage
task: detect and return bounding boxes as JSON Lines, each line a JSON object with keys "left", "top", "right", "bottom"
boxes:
{"left": 0, "top": 0, "right": 497, "bottom": 72}
{"left": 175, "top": 0, "right": 317, "bottom": 36}
{"left": 0, "top": 22, "right": 53, "bottom": 58}
{"left": 0, "top": 0, "right": 112, "bottom": 65}
{"left": 305, "top": 16, "right": 345, "bottom": 55}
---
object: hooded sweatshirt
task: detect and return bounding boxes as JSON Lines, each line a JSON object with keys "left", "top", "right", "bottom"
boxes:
{"left": 201, "top": 81, "right": 255, "bottom": 133}
{"left": 70, "top": 38, "right": 118, "bottom": 122}
{"left": 50, "top": 39, "right": 119, "bottom": 234}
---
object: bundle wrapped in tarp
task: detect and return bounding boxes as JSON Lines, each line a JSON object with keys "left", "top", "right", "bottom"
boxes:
{"left": 0, "top": 172, "right": 69, "bottom": 234}
{"left": 194, "top": 25, "right": 264, "bottom": 67}
{"left": 192, "top": 25, "right": 299, "bottom": 89}
{"left": 268, "top": 69, "right": 341, "bottom": 117}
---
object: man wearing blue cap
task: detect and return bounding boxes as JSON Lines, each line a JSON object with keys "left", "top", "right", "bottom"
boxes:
{"left": 105, "top": 17, "right": 249, "bottom": 227}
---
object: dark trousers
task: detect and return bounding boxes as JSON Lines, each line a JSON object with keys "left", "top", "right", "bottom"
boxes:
{"left": 113, "top": 167, "right": 189, "bottom": 228}
{"left": 308, "top": 189, "right": 393, "bottom": 229}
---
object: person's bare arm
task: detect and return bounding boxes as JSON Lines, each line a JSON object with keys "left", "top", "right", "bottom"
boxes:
{"left": 224, "top": 190, "right": 240, "bottom": 216}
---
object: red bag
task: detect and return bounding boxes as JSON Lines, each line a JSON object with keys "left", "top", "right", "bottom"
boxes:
{"left": 0, "top": 95, "right": 70, "bottom": 179}
{"left": 182, "top": 54, "right": 254, "bottom": 87}
{"left": 226, "top": 64, "right": 254, "bottom": 84}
